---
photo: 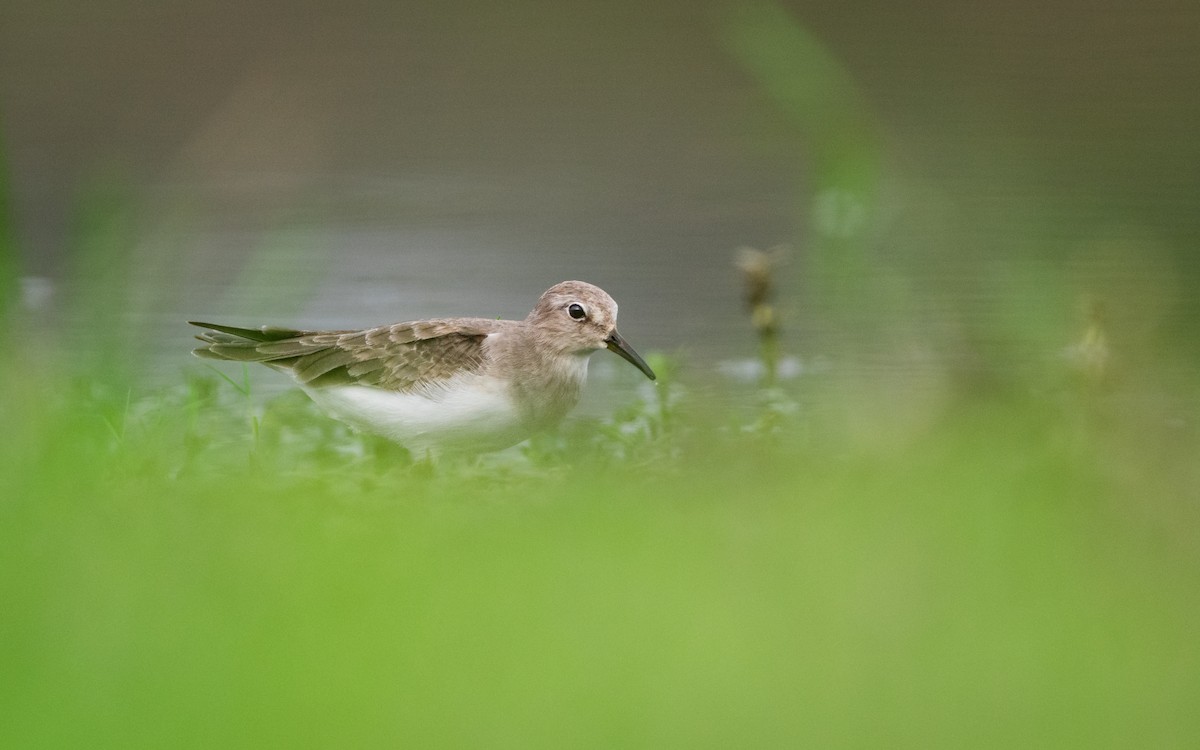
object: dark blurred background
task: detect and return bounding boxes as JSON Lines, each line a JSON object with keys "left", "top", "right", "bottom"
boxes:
{"left": 2, "top": 0, "right": 1197, "bottom": 381}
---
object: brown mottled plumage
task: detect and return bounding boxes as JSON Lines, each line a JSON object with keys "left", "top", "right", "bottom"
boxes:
{"left": 190, "top": 281, "right": 655, "bottom": 455}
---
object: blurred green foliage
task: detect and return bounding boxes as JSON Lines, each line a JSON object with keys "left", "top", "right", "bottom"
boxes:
{"left": 719, "top": 1, "right": 884, "bottom": 327}
{"left": 61, "top": 174, "right": 141, "bottom": 379}
{"left": 2, "top": 357, "right": 1199, "bottom": 747}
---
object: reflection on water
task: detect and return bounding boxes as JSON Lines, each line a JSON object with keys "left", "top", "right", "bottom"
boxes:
{"left": 1, "top": 0, "right": 1196, "bottom": 391}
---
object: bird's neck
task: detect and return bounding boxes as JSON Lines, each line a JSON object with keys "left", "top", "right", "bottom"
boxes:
{"left": 493, "top": 336, "right": 589, "bottom": 428}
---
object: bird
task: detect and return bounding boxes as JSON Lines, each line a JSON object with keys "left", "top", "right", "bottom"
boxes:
{"left": 190, "top": 281, "right": 656, "bottom": 456}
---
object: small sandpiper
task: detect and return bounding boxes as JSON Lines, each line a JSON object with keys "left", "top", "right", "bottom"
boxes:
{"left": 190, "top": 281, "right": 656, "bottom": 455}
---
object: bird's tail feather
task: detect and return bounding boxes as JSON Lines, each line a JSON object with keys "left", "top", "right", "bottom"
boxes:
{"left": 189, "top": 321, "right": 312, "bottom": 362}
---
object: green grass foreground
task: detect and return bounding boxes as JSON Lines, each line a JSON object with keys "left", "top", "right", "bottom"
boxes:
{"left": 1, "top": 362, "right": 1198, "bottom": 748}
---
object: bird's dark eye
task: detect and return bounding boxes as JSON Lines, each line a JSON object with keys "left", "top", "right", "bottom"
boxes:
{"left": 567, "top": 303, "right": 587, "bottom": 320}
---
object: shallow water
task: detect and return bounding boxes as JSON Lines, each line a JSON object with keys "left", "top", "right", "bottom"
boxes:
{"left": 2, "top": 0, "right": 1196, "bottom": 389}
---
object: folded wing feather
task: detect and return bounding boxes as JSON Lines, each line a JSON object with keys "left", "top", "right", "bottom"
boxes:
{"left": 189, "top": 319, "right": 499, "bottom": 392}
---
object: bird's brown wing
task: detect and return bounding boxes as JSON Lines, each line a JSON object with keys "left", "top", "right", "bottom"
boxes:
{"left": 190, "top": 319, "right": 502, "bottom": 392}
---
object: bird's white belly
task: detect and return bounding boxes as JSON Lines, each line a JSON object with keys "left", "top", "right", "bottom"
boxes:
{"left": 302, "top": 375, "right": 525, "bottom": 455}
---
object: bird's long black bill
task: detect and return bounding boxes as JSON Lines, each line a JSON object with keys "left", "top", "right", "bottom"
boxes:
{"left": 605, "top": 330, "right": 656, "bottom": 381}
